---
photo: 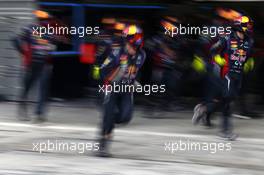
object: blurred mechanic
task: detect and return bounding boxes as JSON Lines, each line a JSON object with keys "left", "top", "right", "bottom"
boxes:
{"left": 93, "top": 25, "right": 145, "bottom": 157}
{"left": 192, "top": 16, "right": 254, "bottom": 140}
{"left": 13, "top": 10, "right": 56, "bottom": 122}
{"left": 151, "top": 37, "right": 182, "bottom": 111}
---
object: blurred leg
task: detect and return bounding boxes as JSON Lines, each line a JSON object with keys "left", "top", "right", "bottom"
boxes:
{"left": 35, "top": 64, "right": 52, "bottom": 118}
{"left": 222, "top": 98, "right": 232, "bottom": 134}
{"left": 116, "top": 92, "right": 133, "bottom": 124}
{"left": 21, "top": 64, "right": 40, "bottom": 100}
{"left": 18, "top": 63, "right": 42, "bottom": 120}
{"left": 102, "top": 92, "right": 116, "bottom": 136}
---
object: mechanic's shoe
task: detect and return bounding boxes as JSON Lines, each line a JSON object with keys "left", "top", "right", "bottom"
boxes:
{"left": 95, "top": 138, "right": 112, "bottom": 157}
{"left": 17, "top": 102, "right": 30, "bottom": 121}
{"left": 192, "top": 104, "right": 206, "bottom": 125}
{"left": 193, "top": 103, "right": 202, "bottom": 113}
{"left": 202, "top": 117, "right": 215, "bottom": 129}
{"left": 218, "top": 132, "right": 238, "bottom": 141}
{"left": 32, "top": 114, "right": 47, "bottom": 124}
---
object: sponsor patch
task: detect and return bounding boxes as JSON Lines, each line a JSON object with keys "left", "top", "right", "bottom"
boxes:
{"left": 231, "top": 44, "right": 238, "bottom": 48}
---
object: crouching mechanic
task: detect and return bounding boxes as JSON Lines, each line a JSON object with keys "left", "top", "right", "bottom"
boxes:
{"left": 94, "top": 25, "right": 145, "bottom": 157}
{"left": 192, "top": 16, "right": 254, "bottom": 140}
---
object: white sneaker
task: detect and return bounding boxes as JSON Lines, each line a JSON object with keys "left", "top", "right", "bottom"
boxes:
{"left": 192, "top": 104, "right": 206, "bottom": 125}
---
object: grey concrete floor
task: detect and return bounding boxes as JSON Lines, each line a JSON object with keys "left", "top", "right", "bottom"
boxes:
{"left": 0, "top": 102, "right": 264, "bottom": 175}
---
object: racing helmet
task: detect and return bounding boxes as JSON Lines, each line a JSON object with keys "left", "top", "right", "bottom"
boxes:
{"left": 233, "top": 16, "right": 252, "bottom": 33}
{"left": 33, "top": 10, "right": 50, "bottom": 19}
{"left": 123, "top": 25, "right": 144, "bottom": 50}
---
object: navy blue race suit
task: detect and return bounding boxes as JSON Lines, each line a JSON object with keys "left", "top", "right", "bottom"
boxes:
{"left": 209, "top": 31, "right": 253, "bottom": 133}
{"left": 100, "top": 46, "right": 146, "bottom": 136}
{"left": 14, "top": 24, "right": 55, "bottom": 118}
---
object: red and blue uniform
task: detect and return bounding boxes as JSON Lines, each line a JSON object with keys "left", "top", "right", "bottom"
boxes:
{"left": 211, "top": 31, "right": 253, "bottom": 79}
{"left": 101, "top": 46, "right": 146, "bottom": 85}
{"left": 209, "top": 30, "right": 253, "bottom": 134}
{"left": 13, "top": 23, "right": 55, "bottom": 119}
{"left": 100, "top": 46, "right": 146, "bottom": 136}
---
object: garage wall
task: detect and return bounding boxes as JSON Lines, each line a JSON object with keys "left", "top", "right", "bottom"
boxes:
{"left": 0, "top": 0, "right": 36, "bottom": 100}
